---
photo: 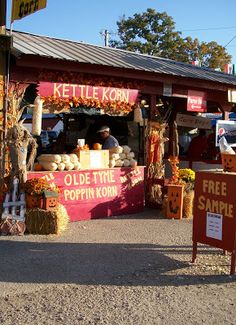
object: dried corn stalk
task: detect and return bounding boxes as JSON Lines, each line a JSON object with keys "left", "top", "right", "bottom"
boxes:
{"left": 7, "top": 120, "right": 37, "bottom": 189}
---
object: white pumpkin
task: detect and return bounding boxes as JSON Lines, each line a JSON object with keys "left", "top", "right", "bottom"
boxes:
{"left": 115, "top": 159, "right": 124, "bottom": 167}
{"left": 119, "top": 153, "right": 126, "bottom": 160}
{"left": 122, "top": 145, "right": 131, "bottom": 154}
{"left": 130, "top": 159, "right": 137, "bottom": 168}
{"left": 73, "top": 162, "right": 81, "bottom": 170}
{"left": 109, "top": 159, "right": 116, "bottom": 168}
{"left": 126, "top": 152, "right": 135, "bottom": 159}
{"left": 65, "top": 162, "right": 74, "bottom": 171}
{"left": 61, "top": 154, "right": 71, "bottom": 164}
{"left": 57, "top": 162, "right": 66, "bottom": 171}
{"left": 123, "top": 159, "right": 130, "bottom": 167}
{"left": 69, "top": 154, "right": 79, "bottom": 164}
{"left": 111, "top": 153, "right": 120, "bottom": 161}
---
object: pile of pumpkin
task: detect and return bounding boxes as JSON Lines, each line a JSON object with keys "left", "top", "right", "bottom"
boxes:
{"left": 109, "top": 145, "right": 137, "bottom": 168}
{"left": 34, "top": 154, "right": 81, "bottom": 171}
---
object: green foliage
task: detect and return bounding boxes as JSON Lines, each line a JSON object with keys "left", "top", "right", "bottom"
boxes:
{"left": 110, "top": 8, "right": 232, "bottom": 69}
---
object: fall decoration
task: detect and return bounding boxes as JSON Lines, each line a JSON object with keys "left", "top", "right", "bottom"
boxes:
{"left": 146, "top": 121, "right": 168, "bottom": 205}
{"left": 41, "top": 95, "right": 135, "bottom": 116}
{"left": 23, "top": 178, "right": 59, "bottom": 196}
{"left": 7, "top": 120, "right": 37, "bottom": 188}
{"left": 25, "top": 203, "right": 69, "bottom": 235}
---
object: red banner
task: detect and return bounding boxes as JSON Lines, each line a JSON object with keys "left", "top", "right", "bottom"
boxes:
{"left": 38, "top": 82, "right": 139, "bottom": 105}
{"left": 27, "top": 167, "right": 145, "bottom": 222}
{"left": 187, "top": 90, "right": 207, "bottom": 112}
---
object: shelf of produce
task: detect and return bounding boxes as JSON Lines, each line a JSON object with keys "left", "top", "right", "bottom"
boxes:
{"left": 27, "top": 167, "right": 145, "bottom": 222}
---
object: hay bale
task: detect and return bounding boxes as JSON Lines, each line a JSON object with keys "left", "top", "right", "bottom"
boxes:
{"left": 183, "top": 190, "right": 194, "bottom": 219}
{"left": 25, "top": 203, "right": 69, "bottom": 235}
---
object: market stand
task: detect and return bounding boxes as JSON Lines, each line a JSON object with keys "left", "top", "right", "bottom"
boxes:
{"left": 27, "top": 167, "right": 145, "bottom": 222}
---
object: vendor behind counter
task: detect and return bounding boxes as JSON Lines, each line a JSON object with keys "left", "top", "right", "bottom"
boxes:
{"left": 96, "top": 125, "right": 119, "bottom": 149}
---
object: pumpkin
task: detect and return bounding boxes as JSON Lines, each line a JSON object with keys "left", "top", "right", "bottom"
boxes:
{"left": 93, "top": 143, "right": 102, "bottom": 150}
{"left": 34, "top": 162, "right": 43, "bottom": 171}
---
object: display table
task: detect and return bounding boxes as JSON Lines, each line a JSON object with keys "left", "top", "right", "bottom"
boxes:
{"left": 27, "top": 167, "right": 145, "bottom": 222}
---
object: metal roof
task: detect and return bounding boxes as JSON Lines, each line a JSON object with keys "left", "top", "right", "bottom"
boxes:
{"left": 10, "top": 30, "right": 236, "bottom": 86}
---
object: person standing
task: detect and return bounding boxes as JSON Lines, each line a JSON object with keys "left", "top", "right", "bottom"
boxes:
{"left": 187, "top": 129, "right": 208, "bottom": 160}
{"left": 97, "top": 125, "right": 119, "bottom": 149}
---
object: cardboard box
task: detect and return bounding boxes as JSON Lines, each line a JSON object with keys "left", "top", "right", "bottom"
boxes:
{"left": 79, "top": 150, "right": 109, "bottom": 169}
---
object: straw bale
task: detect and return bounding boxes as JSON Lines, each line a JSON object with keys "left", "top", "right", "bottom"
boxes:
{"left": 25, "top": 203, "right": 69, "bottom": 235}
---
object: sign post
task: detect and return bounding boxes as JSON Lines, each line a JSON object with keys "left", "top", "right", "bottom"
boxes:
{"left": 192, "top": 170, "right": 236, "bottom": 275}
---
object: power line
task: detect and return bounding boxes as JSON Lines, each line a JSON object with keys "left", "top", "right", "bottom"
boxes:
{"left": 224, "top": 35, "right": 236, "bottom": 48}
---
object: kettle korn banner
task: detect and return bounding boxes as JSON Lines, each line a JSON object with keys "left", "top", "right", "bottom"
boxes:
{"left": 11, "top": 0, "right": 47, "bottom": 23}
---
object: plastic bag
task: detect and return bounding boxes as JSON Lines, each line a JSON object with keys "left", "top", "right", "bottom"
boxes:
{"left": 219, "top": 136, "right": 235, "bottom": 155}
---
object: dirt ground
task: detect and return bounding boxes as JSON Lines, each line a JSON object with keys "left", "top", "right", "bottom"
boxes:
{"left": 0, "top": 208, "right": 235, "bottom": 325}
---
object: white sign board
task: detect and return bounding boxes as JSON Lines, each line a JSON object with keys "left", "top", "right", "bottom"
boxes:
{"left": 206, "top": 212, "right": 223, "bottom": 241}
{"left": 176, "top": 113, "right": 212, "bottom": 129}
{"left": 216, "top": 120, "right": 236, "bottom": 147}
{"left": 90, "top": 151, "right": 102, "bottom": 169}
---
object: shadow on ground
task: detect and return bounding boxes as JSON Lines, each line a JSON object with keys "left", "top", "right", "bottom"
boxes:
{"left": 0, "top": 241, "right": 234, "bottom": 286}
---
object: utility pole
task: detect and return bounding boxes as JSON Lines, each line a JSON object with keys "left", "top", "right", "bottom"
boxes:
{"left": 104, "top": 29, "right": 109, "bottom": 47}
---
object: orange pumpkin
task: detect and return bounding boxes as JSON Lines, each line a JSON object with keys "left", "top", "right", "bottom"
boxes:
{"left": 93, "top": 143, "right": 102, "bottom": 150}
{"left": 34, "top": 163, "right": 43, "bottom": 171}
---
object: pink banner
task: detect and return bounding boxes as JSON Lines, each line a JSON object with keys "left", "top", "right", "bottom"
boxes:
{"left": 27, "top": 167, "right": 145, "bottom": 222}
{"left": 38, "top": 82, "right": 139, "bottom": 105}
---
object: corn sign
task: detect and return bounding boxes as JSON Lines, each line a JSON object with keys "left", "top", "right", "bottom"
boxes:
{"left": 11, "top": 0, "right": 47, "bottom": 23}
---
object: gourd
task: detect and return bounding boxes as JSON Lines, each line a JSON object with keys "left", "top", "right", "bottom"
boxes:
{"left": 122, "top": 145, "right": 131, "bottom": 154}
{"left": 65, "top": 162, "right": 74, "bottom": 171}
{"left": 40, "top": 162, "right": 58, "bottom": 171}
{"left": 123, "top": 159, "right": 130, "bottom": 167}
{"left": 130, "top": 159, "right": 137, "bottom": 168}
{"left": 119, "top": 153, "right": 126, "bottom": 160}
{"left": 73, "top": 162, "right": 81, "bottom": 170}
{"left": 57, "top": 162, "right": 66, "bottom": 171}
{"left": 111, "top": 153, "right": 120, "bottom": 161}
{"left": 61, "top": 154, "right": 70, "bottom": 164}
{"left": 126, "top": 152, "right": 135, "bottom": 159}
{"left": 109, "top": 159, "right": 116, "bottom": 168}
{"left": 115, "top": 159, "right": 124, "bottom": 167}
{"left": 38, "top": 154, "right": 61, "bottom": 163}
{"left": 109, "top": 146, "right": 123, "bottom": 154}
{"left": 69, "top": 154, "right": 78, "bottom": 164}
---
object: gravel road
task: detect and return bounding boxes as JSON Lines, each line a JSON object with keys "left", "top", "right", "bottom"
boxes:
{"left": 0, "top": 209, "right": 235, "bottom": 325}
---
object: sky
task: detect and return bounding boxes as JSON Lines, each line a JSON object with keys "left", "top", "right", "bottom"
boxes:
{"left": 6, "top": 0, "right": 236, "bottom": 64}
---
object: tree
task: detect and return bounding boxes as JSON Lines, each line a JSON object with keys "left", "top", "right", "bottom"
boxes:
{"left": 110, "top": 8, "right": 231, "bottom": 70}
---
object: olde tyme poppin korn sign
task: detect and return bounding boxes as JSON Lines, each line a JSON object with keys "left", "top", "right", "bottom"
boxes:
{"left": 27, "top": 167, "right": 145, "bottom": 222}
